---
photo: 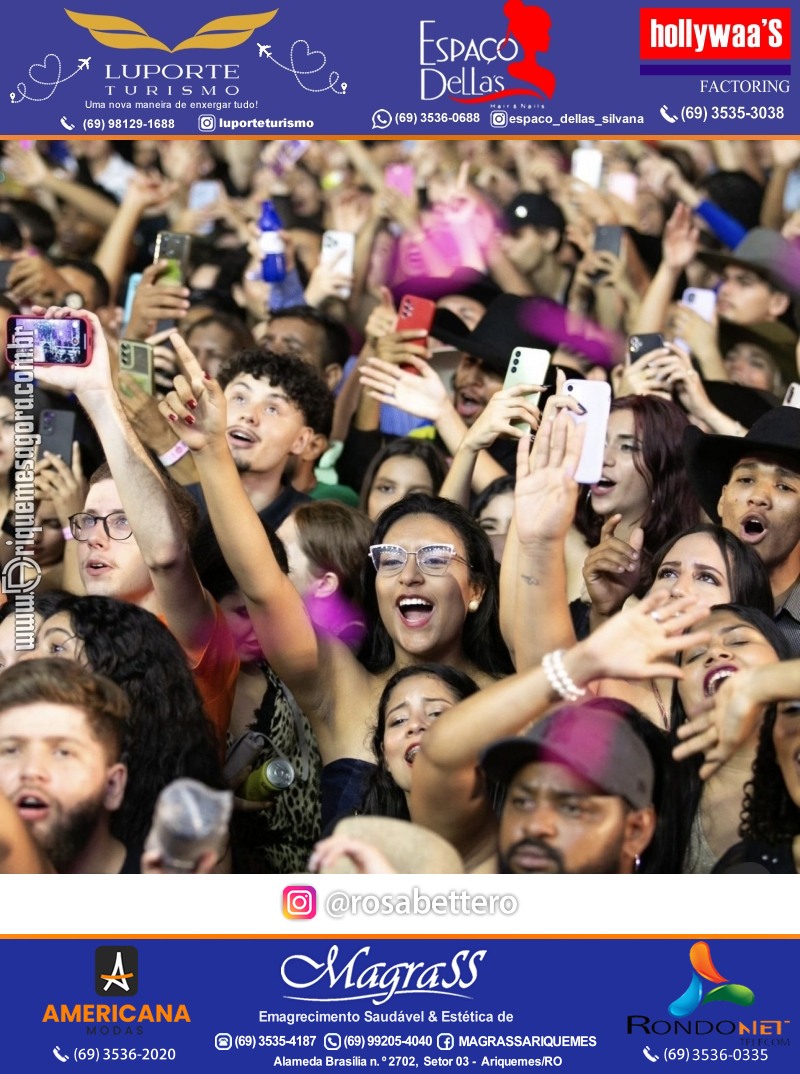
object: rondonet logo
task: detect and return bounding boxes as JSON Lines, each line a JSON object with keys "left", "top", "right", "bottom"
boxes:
{"left": 281, "top": 945, "right": 486, "bottom": 1006}
{"left": 640, "top": 7, "right": 791, "bottom": 60}
{"left": 65, "top": 8, "right": 278, "bottom": 51}
{"left": 668, "top": 942, "right": 754, "bottom": 1017}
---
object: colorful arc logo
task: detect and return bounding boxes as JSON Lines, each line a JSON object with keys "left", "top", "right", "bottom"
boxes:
{"left": 668, "top": 942, "right": 755, "bottom": 1017}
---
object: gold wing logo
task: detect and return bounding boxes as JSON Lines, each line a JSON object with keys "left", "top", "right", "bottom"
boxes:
{"left": 65, "top": 9, "right": 278, "bottom": 51}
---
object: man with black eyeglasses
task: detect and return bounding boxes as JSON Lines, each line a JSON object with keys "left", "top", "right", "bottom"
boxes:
{"left": 30, "top": 305, "right": 238, "bottom": 744}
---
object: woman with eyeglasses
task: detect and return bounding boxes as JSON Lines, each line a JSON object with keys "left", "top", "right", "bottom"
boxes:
{"left": 160, "top": 336, "right": 513, "bottom": 826}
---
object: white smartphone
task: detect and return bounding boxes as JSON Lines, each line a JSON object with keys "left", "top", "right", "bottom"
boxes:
{"left": 681, "top": 287, "right": 716, "bottom": 322}
{"left": 564, "top": 379, "right": 612, "bottom": 485}
{"left": 320, "top": 230, "right": 356, "bottom": 298}
{"left": 502, "top": 347, "right": 551, "bottom": 434}
{"left": 675, "top": 287, "right": 717, "bottom": 354}
{"left": 783, "top": 383, "right": 800, "bottom": 408}
{"left": 571, "top": 147, "right": 603, "bottom": 189}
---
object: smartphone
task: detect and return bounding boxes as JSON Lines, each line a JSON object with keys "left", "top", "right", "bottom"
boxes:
{"left": 37, "top": 408, "right": 75, "bottom": 463}
{"left": 395, "top": 294, "right": 435, "bottom": 374}
{"left": 593, "top": 224, "right": 624, "bottom": 259}
{"left": 783, "top": 383, "right": 800, "bottom": 408}
{"left": 680, "top": 287, "right": 716, "bottom": 322}
{"left": 119, "top": 339, "right": 155, "bottom": 395}
{"left": 121, "top": 272, "right": 142, "bottom": 332}
{"left": 153, "top": 231, "right": 192, "bottom": 287}
{"left": 187, "top": 180, "right": 221, "bottom": 237}
{"left": 564, "top": 380, "right": 612, "bottom": 485}
{"left": 571, "top": 147, "right": 603, "bottom": 189}
{"left": 320, "top": 230, "right": 356, "bottom": 298}
{"left": 503, "top": 347, "right": 551, "bottom": 434}
{"left": 627, "top": 332, "right": 665, "bottom": 365}
{"left": 222, "top": 731, "right": 267, "bottom": 783}
{"left": 384, "top": 163, "right": 416, "bottom": 198}
{"left": 6, "top": 314, "right": 93, "bottom": 366}
{"left": 0, "top": 260, "right": 13, "bottom": 292}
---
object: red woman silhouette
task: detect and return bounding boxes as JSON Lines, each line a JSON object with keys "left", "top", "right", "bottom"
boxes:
{"left": 502, "top": 0, "right": 556, "bottom": 98}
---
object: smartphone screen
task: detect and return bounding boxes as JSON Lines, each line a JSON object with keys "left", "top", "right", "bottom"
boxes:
{"left": 153, "top": 232, "right": 191, "bottom": 287}
{"left": 6, "top": 316, "right": 91, "bottom": 366}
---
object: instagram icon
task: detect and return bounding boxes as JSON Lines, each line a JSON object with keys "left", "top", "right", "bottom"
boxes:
{"left": 283, "top": 886, "right": 317, "bottom": 919}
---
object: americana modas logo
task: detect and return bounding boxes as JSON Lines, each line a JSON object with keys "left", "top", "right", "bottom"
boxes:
{"left": 95, "top": 946, "right": 138, "bottom": 996}
{"left": 65, "top": 9, "right": 278, "bottom": 51}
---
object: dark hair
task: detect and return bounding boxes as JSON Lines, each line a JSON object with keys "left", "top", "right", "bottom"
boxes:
{"left": 359, "top": 493, "right": 514, "bottom": 677}
{"left": 184, "top": 311, "right": 254, "bottom": 354}
{"left": 2, "top": 198, "right": 55, "bottom": 252}
{"left": 269, "top": 305, "right": 352, "bottom": 370}
{"left": 51, "top": 257, "right": 111, "bottom": 309}
{"left": 218, "top": 347, "right": 334, "bottom": 437}
{"left": 668, "top": 603, "right": 791, "bottom": 869}
{"left": 649, "top": 524, "right": 774, "bottom": 616}
{"left": 471, "top": 474, "right": 515, "bottom": 519}
{"left": 87, "top": 460, "right": 200, "bottom": 543}
{"left": 359, "top": 438, "right": 450, "bottom": 516}
{"left": 740, "top": 703, "right": 800, "bottom": 844}
{"left": 575, "top": 395, "right": 700, "bottom": 569}
{"left": 38, "top": 595, "right": 224, "bottom": 854}
{"left": 0, "top": 211, "right": 23, "bottom": 251}
{"left": 698, "top": 170, "right": 764, "bottom": 232}
{"left": 360, "top": 663, "right": 479, "bottom": 818}
{"left": 0, "top": 656, "right": 129, "bottom": 761}
{"left": 193, "top": 515, "right": 289, "bottom": 600}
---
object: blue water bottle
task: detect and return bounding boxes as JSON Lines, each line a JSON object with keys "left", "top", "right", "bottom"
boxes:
{"left": 259, "top": 199, "right": 286, "bottom": 282}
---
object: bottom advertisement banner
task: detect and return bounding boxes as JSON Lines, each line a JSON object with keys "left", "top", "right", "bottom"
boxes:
{"left": 0, "top": 938, "right": 795, "bottom": 1071}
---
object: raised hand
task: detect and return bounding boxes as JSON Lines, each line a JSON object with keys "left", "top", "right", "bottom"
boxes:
{"left": 574, "top": 590, "right": 710, "bottom": 684}
{"left": 359, "top": 353, "right": 448, "bottom": 422}
{"left": 158, "top": 332, "right": 228, "bottom": 452}
{"left": 582, "top": 512, "right": 644, "bottom": 616}
{"left": 514, "top": 407, "right": 585, "bottom": 546}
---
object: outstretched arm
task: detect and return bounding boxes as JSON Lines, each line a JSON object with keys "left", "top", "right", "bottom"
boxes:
{"left": 160, "top": 335, "right": 327, "bottom": 714}
{"left": 30, "top": 308, "right": 215, "bottom": 663}
{"left": 412, "top": 593, "right": 710, "bottom": 859}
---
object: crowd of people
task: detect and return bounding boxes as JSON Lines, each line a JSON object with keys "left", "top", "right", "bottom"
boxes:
{"left": 0, "top": 136, "right": 799, "bottom": 876}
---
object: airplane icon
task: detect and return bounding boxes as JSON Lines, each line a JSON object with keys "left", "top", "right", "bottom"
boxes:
{"left": 78, "top": 57, "right": 91, "bottom": 70}
{"left": 257, "top": 43, "right": 271, "bottom": 58}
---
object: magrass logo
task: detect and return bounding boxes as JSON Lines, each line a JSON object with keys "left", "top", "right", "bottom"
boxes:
{"left": 65, "top": 9, "right": 278, "bottom": 51}
{"left": 95, "top": 946, "right": 138, "bottom": 996}
{"left": 669, "top": 942, "right": 754, "bottom": 1017}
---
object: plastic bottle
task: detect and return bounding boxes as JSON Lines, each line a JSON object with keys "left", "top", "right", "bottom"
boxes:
{"left": 259, "top": 199, "right": 286, "bottom": 282}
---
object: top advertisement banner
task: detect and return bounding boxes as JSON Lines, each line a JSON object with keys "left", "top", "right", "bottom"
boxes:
{"left": 0, "top": 0, "right": 798, "bottom": 137}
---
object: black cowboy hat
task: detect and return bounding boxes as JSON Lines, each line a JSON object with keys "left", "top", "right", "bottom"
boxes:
{"left": 431, "top": 293, "right": 551, "bottom": 377}
{"left": 683, "top": 404, "right": 800, "bottom": 521}
{"left": 717, "top": 318, "right": 799, "bottom": 389}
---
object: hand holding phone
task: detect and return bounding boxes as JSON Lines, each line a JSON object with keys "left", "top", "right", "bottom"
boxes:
{"left": 319, "top": 230, "right": 356, "bottom": 299}
{"left": 627, "top": 333, "right": 665, "bottom": 365}
{"left": 502, "top": 347, "right": 550, "bottom": 435}
{"left": 119, "top": 339, "right": 155, "bottom": 395}
{"left": 395, "top": 294, "right": 435, "bottom": 374}
{"left": 6, "top": 314, "right": 93, "bottom": 367}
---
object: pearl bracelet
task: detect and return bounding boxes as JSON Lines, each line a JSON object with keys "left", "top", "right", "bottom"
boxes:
{"left": 542, "top": 650, "right": 587, "bottom": 702}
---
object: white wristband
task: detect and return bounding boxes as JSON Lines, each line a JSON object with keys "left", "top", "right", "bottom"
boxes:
{"left": 158, "top": 440, "right": 190, "bottom": 467}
